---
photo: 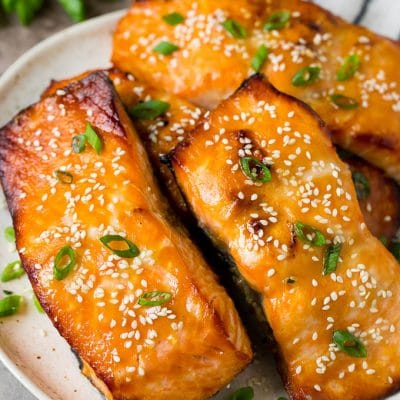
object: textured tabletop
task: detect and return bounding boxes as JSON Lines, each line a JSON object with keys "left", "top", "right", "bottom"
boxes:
{"left": 0, "top": 0, "right": 398, "bottom": 399}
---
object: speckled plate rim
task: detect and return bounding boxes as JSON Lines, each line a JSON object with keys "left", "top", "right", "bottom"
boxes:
{"left": 0, "top": 10, "right": 124, "bottom": 400}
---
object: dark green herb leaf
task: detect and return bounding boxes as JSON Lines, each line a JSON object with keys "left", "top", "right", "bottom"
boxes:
{"left": 0, "top": 295, "right": 22, "bottom": 317}
{"left": 251, "top": 44, "right": 269, "bottom": 72}
{"left": 54, "top": 170, "right": 73, "bottom": 184}
{"left": 53, "top": 246, "right": 76, "bottom": 281}
{"left": 100, "top": 235, "right": 140, "bottom": 258}
{"left": 57, "top": 0, "right": 85, "bottom": 23}
{"left": 264, "top": 11, "right": 290, "bottom": 31}
{"left": 337, "top": 54, "right": 360, "bottom": 81}
{"left": 333, "top": 330, "right": 367, "bottom": 357}
{"left": 379, "top": 236, "right": 388, "bottom": 247}
{"left": 330, "top": 94, "right": 359, "bottom": 110}
{"left": 351, "top": 171, "right": 370, "bottom": 200}
{"left": 4, "top": 226, "right": 15, "bottom": 243}
{"left": 222, "top": 19, "right": 247, "bottom": 39}
{"left": 3, "top": 290, "right": 13, "bottom": 295}
{"left": 323, "top": 243, "right": 342, "bottom": 275}
{"left": 1, "top": 0, "right": 16, "bottom": 13}
{"left": 153, "top": 41, "right": 179, "bottom": 55}
{"left": 228, "top": 386, "right": 254, "bottom": 400}
{"left": 15, "top": 0, "right": 43, "bottom": 25}
{"left": 239, "top": 157, "right": 272, "bottom": 183}
{"left": 294, "top": 222, "right": 326, "bottom": 247}
{"left": 292, "top": 66, "right": 320, "bottom": 86}
{"left": 1, "top": 260, "right": 24, "bottom": 282}
{"left": 162, "top": 12, "right": 184, "bottom": 26}
{"left": 138, "top": 291, "right": 172, "bottom": 307}
{"left": 129, "top": 100, "right": 170, "bottom": 120}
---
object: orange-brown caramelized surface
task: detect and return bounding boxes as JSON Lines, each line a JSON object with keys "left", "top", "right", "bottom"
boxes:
{"left": 0, "top": 72, "right": 252, "bottom": 400}
{"left": 172, "top": 75, "right": 400, "bottom": 400}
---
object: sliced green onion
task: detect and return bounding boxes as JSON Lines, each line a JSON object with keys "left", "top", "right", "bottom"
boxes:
{"left": 85, "top": 123, "right": 102, "bottom": 155}
{"left": 263, "top": 11, "right": 290, "bottom": 31}
{"left": 323, "top": 243, "right": 342, "bottom": 275}
{"left": 222, "top": 19, "right": 247, "bottom": 39}
{"left": 153, "top": 41, "right": 179, "bottom": 55}
{"left": 33, "top": 294, "right": 44, "bottom": 313}
{"left": 294, "top": 222, "right": 326, "bottom": 247}
{"left": 100, "top": 235, "right": 140, "bottom": 258}
{"left": 277, "top": 397, "right": 288, "bottom": 400}
{"left": 352, "top": 171, "right": 370, "bottom": 200}
{"left": 292, "top": 66, "right": 320, "bottom": 86}
{"left": 4, "top": 226, "right": 15, "bottom": 243}
{"left": 162, "top": 12, "right": 184, "bottom": 26}
{"left": 57, "top": 0, "right": 85, "bottom": 23}
{"left": 337, "top": 54, "right": 360, "bottom": 81}
{"left": 228, "top": 386, "right": 254, "bottom": 400}
{"left": 72, "top": 134, "right": 86, "bottom": 153}
{"left": 330, "top": 94, "right": 359, "bottom": 110}
{"left": 0, "top": 295, "right": 22, "bottom": 317}
{"left": 3, "top": 290, "right": 13, "bottom": 295}
{"left": 239, "top": 157, "right": 271, "bottom": 183}
{"left": 129, "top": 100, "right": 170, "bottom": 120}
{"left": 54, "top": 170, "right": 73, "bottom": 184}
{"left": 138, "top": 291, "right": 172, "bottom": 307}
{"left": 1, "top": 260, "right": 24, "bottom": 282}
{"left": 53, "top": 246, "right": 76, "bottom": 281}
{"left": 251, "top": 44, "right": 269, "bottom": 72}
{"left": 389, "top": 242, "right": 400, "bottom": 262}
{"left": 333, "top": 330, "right": 367, "bottom": 357}
{"left": 379, "top": 235, "right": 388, "bottom": 247}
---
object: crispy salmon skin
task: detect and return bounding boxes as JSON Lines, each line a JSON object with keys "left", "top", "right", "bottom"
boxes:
{"left": 0, "top": 72, "right": 252, "bottom": 400}
{"left": 113, "top": 0, "right": 400, "bottom": 182}
{"left": 172, "top": 75, "right": 400, "bottom": 400}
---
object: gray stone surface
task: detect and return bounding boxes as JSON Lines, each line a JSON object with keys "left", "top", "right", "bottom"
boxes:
{"left": 0, "top": 2, "right": 129, "bottom": 399}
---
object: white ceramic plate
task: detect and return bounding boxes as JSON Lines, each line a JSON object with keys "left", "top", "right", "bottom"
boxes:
{"left": 0, "top": 3, "right": 399, "bottom": 400}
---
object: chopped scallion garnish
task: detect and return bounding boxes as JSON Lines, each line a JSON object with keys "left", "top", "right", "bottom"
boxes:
{"left": 153, "top": 41, "right": 179, "bottom": 55}
{"left": 222, "top": 19, "right": 247, "bottom": 39}
{"left": 323, "top": 243, "right": 342, "bottom": 275}
{"left": 1, "top": 260, "right": 24, "bottom": 282}
{"left": 294, "top": 222, "right": 326, "bottom": 247}
{"left": 0, "top": 295, "right": 22, "bottom": 318}
{"left": 53, "top": 246, "right": 76, "bottom": 281}
{"left": 389, "top": 242, "right": 400, "bottom": 262}
{"left": 263, "top": 11, "right": 290, "bottom": 31}
{"left": 85, "top": 123, "right": 102, "bottom": 154}
{"left": 228, "top": 386, "right": 254, "bottom": 400}
{"left": 162, "top": 12, "right": 184, "bottom": 26}
{"left": 72, "top": 134, "right": 86, "bottom": 153}
{"left": 129, "top": 100, "right": 170, "bottom": 120}
{"left": 239, "top": 157, "right": 271, "bottom": 183}
{"left": 100, "top": 235, "right": 140, "bottom": 258}
{"left": 4, "top": 226, "right": 15, "bottom": 243}
{"left": 33, "top": 294, "right": 44, "bottom": 313}
{"left": 251, "top": 44, "right": 269, "bottom": 72}
{"left": 292, "top": 66, "right": 320, "bottom": 86}
{"left": 351, "top": 171, "right": 370, "bottom": 200}
{"left": 138, "top": 291, "right": 172, "bottom": 307}
{"left": 330, "top": 94, "right": 359, "bottom": 110}
{"left": 54, "top": 170, "right": 73, "bottom": 184}
{"left": 337, "top": 54, "right": 360, "bottom": 81}
{"left": 333, "top": 330, "right": 367, "bottom": 357}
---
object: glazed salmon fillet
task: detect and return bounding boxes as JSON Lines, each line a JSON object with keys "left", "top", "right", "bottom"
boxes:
{"left": 172, "top": 75, "right": 400, "bottom": 400}
{"left": 112, "top": 0, "right": 400, "bottom": 182}
{"left": 45, "top": 69, "right": 400, "bottom": 241}
{"left": 0, "top": 72, "right": 252, "bottom": 400}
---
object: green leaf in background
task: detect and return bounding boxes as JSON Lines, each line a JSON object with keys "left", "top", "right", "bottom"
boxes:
{"left": 57, "top": 0, "right": 86, "bottom": 23}
{"left": 1, "top": 0, "right": 16, "bottom": 14}
{"left": 15, "top": 0, "right": 44, "bottom": 25}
